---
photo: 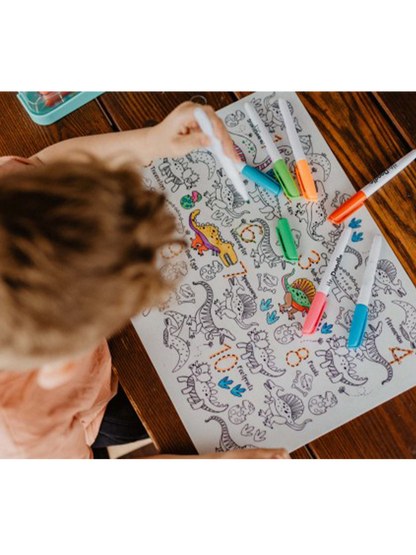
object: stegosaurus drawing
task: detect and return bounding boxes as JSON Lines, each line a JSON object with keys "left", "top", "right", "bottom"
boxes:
{"left": 279, "top": 268, "right": 316, "bottom": 320}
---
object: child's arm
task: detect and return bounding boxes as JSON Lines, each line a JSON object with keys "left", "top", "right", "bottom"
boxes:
{"left": 31, "top": 102, "right": 239, "bottom": 166}
{"left": 148, "top": 449, "right": 290, "bottom": 459}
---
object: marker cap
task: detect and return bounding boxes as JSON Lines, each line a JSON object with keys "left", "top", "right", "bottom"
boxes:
{"left": 348, "top": 303, "right": 368, "bottom": 349}
{"left": 302, "top": 291, "right": 327, "bottom": 335}
{"left": 328, "top": 190, "right": 367, "bottom": 224}
{"left": 240, "top": 164, "right": 282, "bottom": 197}
{"left": 295, "top": 159, "right": 318, "bottom": 201}
{"left": 276, "top": 218, "right": 298, "bottom": 262}
{"left": 273, "top": 159, "right": 300, "bottom": 199}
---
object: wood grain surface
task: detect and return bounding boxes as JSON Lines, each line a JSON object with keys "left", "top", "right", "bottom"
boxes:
{"left": 375, "top": 92, "right": 416, "bottom": 149}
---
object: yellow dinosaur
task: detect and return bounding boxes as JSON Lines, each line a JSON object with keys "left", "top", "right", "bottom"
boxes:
{"left": 189, "top": 210, "right": 238, "bottom": 267}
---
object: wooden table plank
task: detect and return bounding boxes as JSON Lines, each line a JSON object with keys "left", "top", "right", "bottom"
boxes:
{"left": 102, "top": 91, "right": 311, "bottom": 458}
{"left": 374, "top": 92, "right": 416, "bottom": 149}
{"left": 0, "top": 92, "right": 113, "bottom": 157}
{"left": 99, "top": 92, "right": 237, "bottom": 129}
{"left": 236, "top": 91, "right": 416, "bottom": 457}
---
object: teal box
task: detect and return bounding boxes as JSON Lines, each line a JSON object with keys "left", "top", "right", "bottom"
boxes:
{"left": 17, "top": 91, "right": 104, "bottom": 125}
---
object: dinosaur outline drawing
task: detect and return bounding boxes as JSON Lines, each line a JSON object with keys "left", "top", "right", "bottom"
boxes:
{"left": 187, "top": 281, "right": 236, "bottom": 345}
{"left": 178, "top": 362, "right": 229, "bottom": 413}
{"left": 259, "top": 380, "right": 312, "bottom": 431}
{"left": 214, "top": 277, "right": 258, "bottom": 330}
{"left": 163, "top": 311, "right": 190, "bottom": 373}
{"left": 206, "top": 416, "right": 255, "bottom": 451}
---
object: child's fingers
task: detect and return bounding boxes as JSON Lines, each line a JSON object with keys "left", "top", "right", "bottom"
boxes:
{"left": 197, "top": 105, "right": 240, "bottom": 161}
{"left": 173, "top": 130, "right": 211, "bottom": 156}
{"left": 179, "top": 102, "right": 240, "bottom": 161}
{"left": 216, "top": 448, "right": 291, "bottom": 460}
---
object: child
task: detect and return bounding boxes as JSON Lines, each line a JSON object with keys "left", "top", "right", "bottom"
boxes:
{"left": 0, "top": 101, "right": 289, "bottom": 459}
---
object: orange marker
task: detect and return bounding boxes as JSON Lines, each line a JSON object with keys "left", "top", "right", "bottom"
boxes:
{"left": 278, "top": 98, "right": 318, "bottom": 201}
{"left": 328, "top": 150, "right": 416, "bottom": 225}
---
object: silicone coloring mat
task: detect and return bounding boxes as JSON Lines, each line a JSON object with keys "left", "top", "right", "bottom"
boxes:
{"left": 132, "top": 92, "right": 416, "bottom": 454}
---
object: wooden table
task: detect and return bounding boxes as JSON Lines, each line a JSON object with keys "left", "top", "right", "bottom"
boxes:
{"left": 1, "top": 91, "right": 415, "bottom": 458}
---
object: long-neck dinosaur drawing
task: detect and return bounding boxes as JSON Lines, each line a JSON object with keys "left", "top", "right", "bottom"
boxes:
{"left": 187, "top": 281, "right": 236, "bottom": 345}
{"left": 250, "top": 218, "right": 285, "bottom": 270}
{"left": 205, "top": 416, "right": 255, "bottom": 451}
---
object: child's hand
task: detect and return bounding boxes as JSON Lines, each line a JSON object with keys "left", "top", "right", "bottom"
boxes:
{"left": 149, "top": 448, "right": 290, "bottom": 459}
{"left": 153, "top": 101, "right": 240, "bottom": 161}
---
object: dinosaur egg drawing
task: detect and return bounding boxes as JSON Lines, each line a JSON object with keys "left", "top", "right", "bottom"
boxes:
{"left": 180, "top": 191, "right": 202, "bottom": 210}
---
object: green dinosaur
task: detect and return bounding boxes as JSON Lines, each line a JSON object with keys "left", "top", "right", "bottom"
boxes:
{"left": 279, "top": 268, "right": 316, "bottom": 320}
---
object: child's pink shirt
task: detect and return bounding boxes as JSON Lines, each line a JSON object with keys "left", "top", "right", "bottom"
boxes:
{"left": 0, "top": 156, "right": 118, "bottom": 458}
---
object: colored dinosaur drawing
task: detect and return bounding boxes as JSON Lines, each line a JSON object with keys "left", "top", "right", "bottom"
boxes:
{"left": 189, "top": 209, "right": 238, "bottom": 267}
{"left": 279, "top": 268, "right": 316, "bottom": 320}
{"left": 214, "top": 277, "right": 258, "bottom": 329}
{"left": 259, "top": 380, "right": 312, "bottom": 431}
{"left": 187, "top": 281, "right": 236, "bottom": 344}
{"left": 178, "top": 362, "right": 228, "bottom": 412}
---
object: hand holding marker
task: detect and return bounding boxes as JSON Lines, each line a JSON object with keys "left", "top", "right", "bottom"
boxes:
{"left": 302, "top": 225, "right": 352, "bottom": 335}
{"left": 194, "top": 107, "right": 249, "bottom": 201}
{"left": 328, "top": 150, "right": 416, "bottom": 224}
{"left": 278, "top": 98, "right": 318, "bottom": 201}
{"left": 194, "top": 107, "right": 281, "bottom": 200}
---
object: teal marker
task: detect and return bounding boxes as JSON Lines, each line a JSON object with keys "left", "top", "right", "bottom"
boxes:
{"left": 235, "top": 161, "right": 282, "bottom": 197}
{"left": 245, "top": 101, "right": 300, "bottom": 199}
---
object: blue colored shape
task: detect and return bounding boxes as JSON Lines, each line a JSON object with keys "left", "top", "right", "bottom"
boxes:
{"left": 349, "top": 218, "right": 362, "bottom": 229}
{"left": 219, "top": 377, "right": 233, "bottom": 390}
{"left": 352, "top": 231, "right": 364, "bottom": 242}
{"left": 231, "top": 385, "right": 246, "bottom": 397}
{"left": 260, "top": 299, "right": 273, "bottom": 312}
{"left": 321, "top": 323, "right": 333, "bottom": 334}
{"left": 267, "top": 310, "right": 280, "bottom": 324}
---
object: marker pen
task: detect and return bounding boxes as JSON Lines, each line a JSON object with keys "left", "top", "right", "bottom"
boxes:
{"left": 303, "top": 226, "right": 352, "bottom": 334}
{"left": 194, "top": 107, "right": 249, "bottom": 201}
{"left": 278, "top": 98, "right": 318, "bottom": 201}
{"left": 328, "top": 150, "right": 416, "bottom": 224}
{"left": 244, "top": 102, "right": 299, "bottom": 198}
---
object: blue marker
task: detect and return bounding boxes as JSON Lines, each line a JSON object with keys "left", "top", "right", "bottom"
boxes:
{"left": 348, "top": 235, "right": 383, "bottom": 349}
{"left": 235, "top": 161, "right": 282, "bottom": 197}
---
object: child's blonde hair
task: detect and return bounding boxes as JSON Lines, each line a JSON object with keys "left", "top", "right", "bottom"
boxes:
{"left": 0, "top": 159, "right": 180, "bottom": 370}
